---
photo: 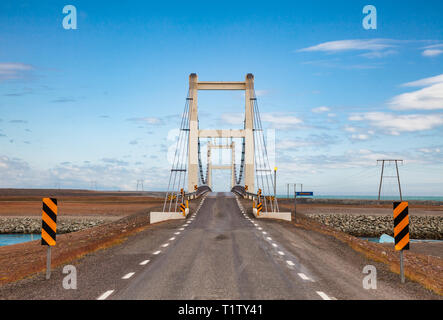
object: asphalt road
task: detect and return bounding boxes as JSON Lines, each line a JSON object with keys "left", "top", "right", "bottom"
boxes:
{"left": 0, "top": 192, "right": 439, "bottom": 300}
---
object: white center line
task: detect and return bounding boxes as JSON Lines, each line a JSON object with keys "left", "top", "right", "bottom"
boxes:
{"left": 122, "top": 272, "right": 135, "bottom": 279}
{"left": 286, "top": 260, "right": 295, "bottom": 266}
{"left": 153, "top": 250, "right": 161, "bottom": 255}
{"left": 139, "top": 260, "right": 150, "bottom": 265}
{"left": 161, "top": 243, "right": 169, "bottom": 248}
{"left": 97, "top": 290, "right": 114, "bottom": 300}
{"left": 316, "top": 291, "right": 332, "bottom": 300}
{"left": 298, "top": 273, "right": 311, "bottom": 281}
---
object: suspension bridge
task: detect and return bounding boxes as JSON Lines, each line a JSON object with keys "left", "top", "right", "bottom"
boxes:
{"left": 159, "top": 73, "right": 287, "bottom": 221}
{"left": 2, "top": 74, "right": 438, "bottom": 301}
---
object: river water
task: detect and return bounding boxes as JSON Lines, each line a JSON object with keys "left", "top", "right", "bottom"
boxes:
{"left": 0, "top": 234, "right": 41, "bottom": 246}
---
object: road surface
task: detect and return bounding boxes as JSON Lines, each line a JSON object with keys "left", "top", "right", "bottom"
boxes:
{"left": 0, "top": 192, "right": 439, "bottom": 300}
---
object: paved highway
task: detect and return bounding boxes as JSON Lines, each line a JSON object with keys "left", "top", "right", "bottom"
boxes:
{"left": 0, "top": 192, "right": 438, "bottom": 300}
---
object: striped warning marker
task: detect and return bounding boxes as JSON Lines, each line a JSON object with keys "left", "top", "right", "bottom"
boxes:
{"left": 393, "top": 201, "right": 409, "bottom": 251}
{"left": 257, "top": 202, "right": 263, "bottom": 216}
{"left": 180, "top": 203, "right": 186, "bottom": 216}
{"left": 41, "top": 198, "right": 57, "bottom": 246}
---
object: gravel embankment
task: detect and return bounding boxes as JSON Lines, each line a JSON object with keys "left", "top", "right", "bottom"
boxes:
{"left": 0, "top": 217, "right": 111, "bottom": 234}
{"left": 306, "top": 214, "right": 443, "bottom": 239}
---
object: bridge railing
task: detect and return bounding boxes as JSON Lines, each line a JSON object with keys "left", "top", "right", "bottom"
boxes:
{"left": 185, "top": 185, "right": 211, "bottom": 200}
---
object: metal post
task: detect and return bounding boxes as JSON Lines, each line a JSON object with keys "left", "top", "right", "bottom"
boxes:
{"left": 46, "top": 246, "right": 51, "bottom": 280}
{"left": 294, "top": 191, "right": 297, "bottom": 223}
{"left": 274, "top": 168, "right": 277, "bottom": 200}
{"left": 287, "top": 184, "right": 289, "bottom": 199}
{"left": 400, "top": 250, "right": 405, "bottom": 283}
{"left": 378, "top": 160, "right": 385, "bottom": 200}
{"left": 395, "top": 160, "right": 403, "bottom": 201}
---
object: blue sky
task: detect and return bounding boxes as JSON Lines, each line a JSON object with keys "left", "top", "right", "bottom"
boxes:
{"left": 0, "top": 0, "right": 442, "bottom": 195}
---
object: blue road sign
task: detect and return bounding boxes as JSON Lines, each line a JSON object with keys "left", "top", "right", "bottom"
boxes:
{"left": 295, "top": 192, "right": 313, "bottom": 196}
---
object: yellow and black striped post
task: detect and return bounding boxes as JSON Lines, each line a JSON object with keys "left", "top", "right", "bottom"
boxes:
{"left": 257, "top": 202, "right": 263, "bottom": 216}
{"left": 180, "top": 203, "right": 186, "bottom": 216}
{"left": 41, "top": 198, "right": 57, "bottom": 246}
{"left": 41, "top": 197, "right": 57, "bottom": 279}
{"left": 393, "top": 201, "right": 409, "bottom": 283}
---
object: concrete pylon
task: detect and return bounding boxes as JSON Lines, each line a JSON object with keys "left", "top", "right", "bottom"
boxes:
{"left": 187, "top": 73, "right": 255, "bottom": 192}
{"left": 206, "top": 141, "right": 236, "bottom": 190}
{"left": 244, "top": 74, "right": 255, "bottom": 192}
{"left": 187, "top": 74, "right": 199, "bottom": 192}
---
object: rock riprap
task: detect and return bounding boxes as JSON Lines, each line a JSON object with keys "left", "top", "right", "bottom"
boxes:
{"left": 0, "top": 217, "right": 107, "bottom": 234}
{"left": 306, "top": 214, "right": 443, "bottom": 240}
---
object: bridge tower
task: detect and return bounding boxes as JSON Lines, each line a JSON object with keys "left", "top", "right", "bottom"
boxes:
{"left": 187, "top": 73, "right": 255, "bottom": 192}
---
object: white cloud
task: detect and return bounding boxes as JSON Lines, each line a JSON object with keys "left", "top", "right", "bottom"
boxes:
{"left": 220, "top": 113, "right": 244, "bottom": 125}
{"left": 401, "top": 74, "right": 443, "bottom": 87}
{"left": 277, "top": 140, "right": 312, "bottom": 150}
{"left": 298, "top": 39, "right": 396, "bottom": 53}
{"left": 349, "top": 112, "right": 443, "bottom": 135}
{"left": 260, "top": 113, "right": 303, "bottom": 129}
{"left": 344, "top": 126, "right": 358, "bottom": 133}
{"left": 128, "top": 117, "right": 163, "bottom": 125}
{"left": 0, "top": 63, "right": 33, "bottom": 80}
{"left": 312, "top": 106, "right": 330, "bottom": 113}
{"left": 351, "top": 134, "right": 370, "bottom": 140}
{"left": 422, "top": 49, "right": 443, "bottom": 57}
{"left": 418, "top": 148, "right": 441, "bottom": 154}
{"left": 360, "top": 49, "right": 398, "bottom": 59}
{"left": 389, "top": 74, "right": 443, "bottom": 110}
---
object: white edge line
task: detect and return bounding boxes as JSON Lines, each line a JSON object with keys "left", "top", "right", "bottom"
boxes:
{"left": 97, "top": 290, "right": 114, "bottom": 300}
{"left": 140, "top": 260, "right": 150, "bottom": 265}
{"left": 153, "top": 250, "right": 161, "bottom": 255}
{"left": 286, "top": 260, "right": 295, "bottom": 266}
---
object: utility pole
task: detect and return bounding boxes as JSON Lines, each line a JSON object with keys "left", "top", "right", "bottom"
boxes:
{"left": 377, "top": 160, "right": 403, "bottom": 201}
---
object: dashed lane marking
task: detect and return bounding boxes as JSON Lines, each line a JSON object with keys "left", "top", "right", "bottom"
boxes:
{"left": 97, "top": 290, "right": 114, "bottom": 300}
{"left": 286, "top": 260, "right": 295, "bottom": 267}
{"left": 161, "top": 243, "right": 169, "bottom": 248}
{"left": 266, "top": 237, "right": 272, "bottom": 241}
{"left": 278, "top": 251, "right": 285, "bottom": 256}
{"left": 140, "top": 260, "right": 150, "bottom": 265}
{"left": 316, "top": 291, "right": 332, "bottom": 300}
{"left": 122, "top": 272, "right": 135, "bottom": 280}
{"left": 298, "top": 273, "right": 310, "bottom": 281}
{"left": 153, "top": 250, "right": 161, "bottom": 255}
{"left": 169, "top": 237, "right": 176, "bottom": 241}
